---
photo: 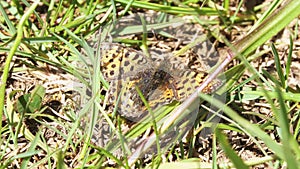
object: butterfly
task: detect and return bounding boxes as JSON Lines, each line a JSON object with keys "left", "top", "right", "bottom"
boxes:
{"left": 100, "top": 43, "right": 221, "bottom": 120}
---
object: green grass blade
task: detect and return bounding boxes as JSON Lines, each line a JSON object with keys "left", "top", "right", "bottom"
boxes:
{"left": 272, "top": 86, "right": 299, "bottom": 168}
{"left": 241, "top": 90, "right": 300, "bottom": 102}
{"left": 285, "top": 36, "right": 293, "bottom": 86}
{"left": 234, "top": 0, "right": 300, "bottom": 56}
{"left": 271, "top": 43, "right": 285, "bottom": 88}
{"left": 115, "top": 0, "right": 221, "bottom": 15}
{"left": 0, "top": 0, "right": 40, "bottom": 148}
{"left": 20, "top": 131, "right": 42, "bottom": 169}
{"left": 249, "top": 0, "right": 284, "bottom": 32}
{"left": 0, "top": 1, "right": 16, "bottom": 35}
{"left": 199, "top": 93, "right": 285, "bottom": 159}
{"left": 216, "top": 129, "right": 249, "bottom": 169}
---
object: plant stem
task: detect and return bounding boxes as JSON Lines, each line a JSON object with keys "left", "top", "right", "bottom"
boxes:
{"left": 0, "top": 0, "right": 40, "bottom": 142}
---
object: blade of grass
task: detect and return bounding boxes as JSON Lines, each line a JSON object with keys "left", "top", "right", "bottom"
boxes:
{"left": 0, "top": 150, "right": 42, "bottom": 169}
{"left": 272, "top": 85, "right": 299, "bottom": 168}
{"left": 50, "top": 14, "right": 95, "bottom": 32}
{"left": 233, "top": 0, "right": 300, "bottom": 56}
{"left": 272, "top": 43, "right": 285, "bottom": 88}
{"left": 212, "top": 133, "right": 217, "bottom": 169}
{"left": 249, "top": 0, "right": 284, "bottom": 32}
{"left": 0, "top": 1, "right": 16, "bottom": 35}
{"left": 49, "top": 0, "right": 63, "bottom": 26}
{"left": 20, "top": 130, "right": 42, "bottom": 168}
{"left": 216, "top": 129, "right": 249, "bottom": 169}
{"left": 222, "top": 0, "right": 300, "bottom": 97}
{"left": 0, "top": 0, "right": 40, "bottom": 148}
{"left": 261, "top": 69, "right": 281, "bottom": 88}
{"left": 115, "top": 0, "right": 221, "bottom": 15}
{"left": 199, "top": 93, "right": 283, "bottom": 161}
{"left": 241, "top": 90, "right": 300, "bottom": 102}
{"left": 285, "top": 36, "right": 293, "bottom": 89}
{"left": 0, "top": 46, "right": 88, "bottom": 86}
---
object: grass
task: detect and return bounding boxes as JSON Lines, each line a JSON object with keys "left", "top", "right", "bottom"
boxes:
{"left": 0, "top": 0, "right": 300, "bottom": 168}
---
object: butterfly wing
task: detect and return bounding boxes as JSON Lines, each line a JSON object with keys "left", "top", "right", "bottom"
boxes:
{"left": 100, "top": 43, "right": 159, "bottom": 118}
{"left": 100, "top": 43, "right": 153, "bottom": 81}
